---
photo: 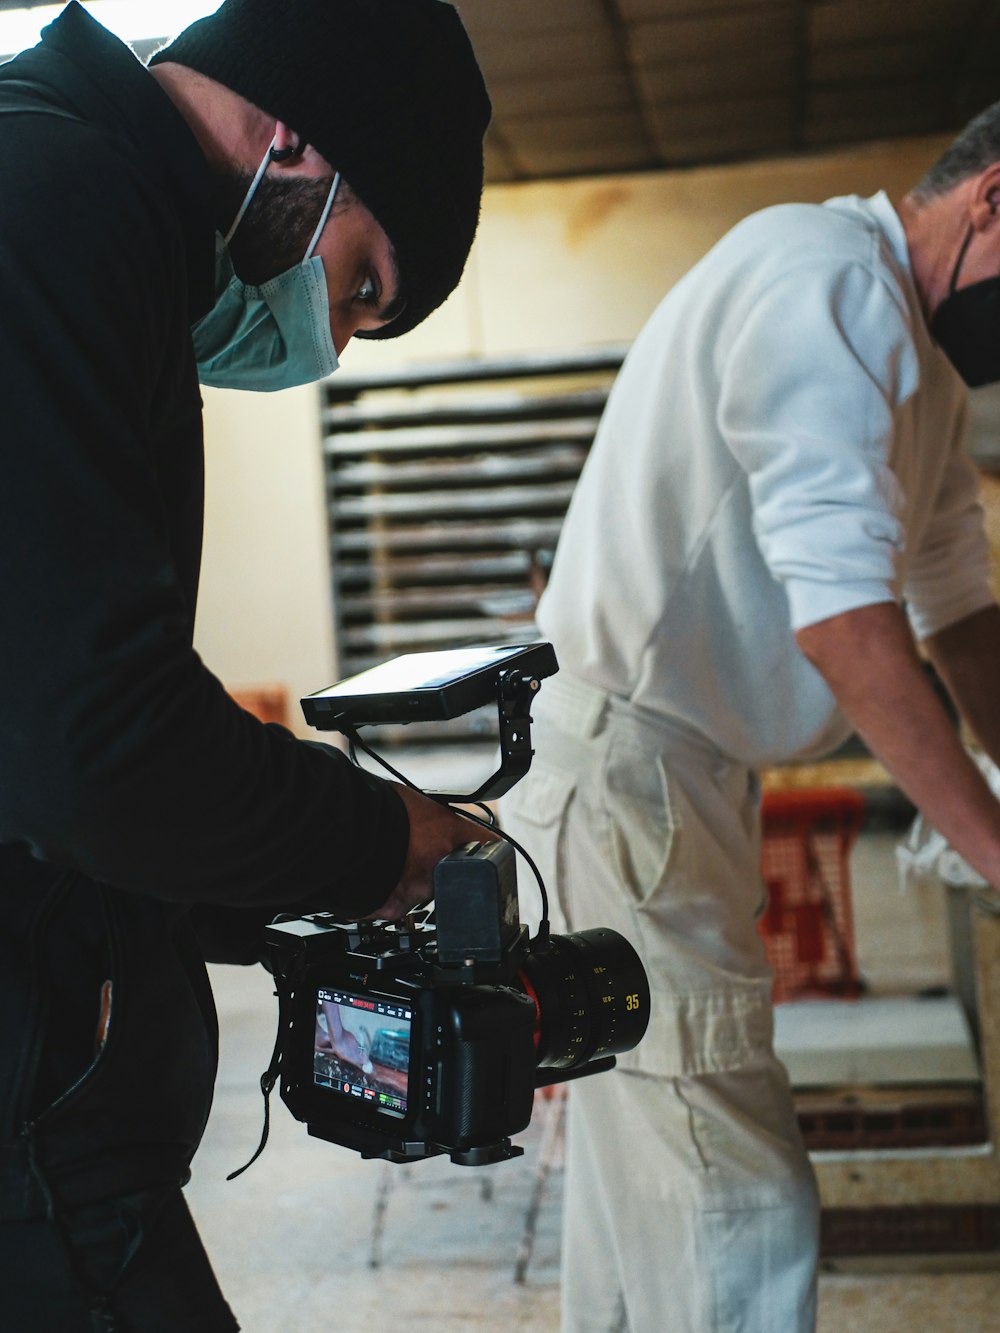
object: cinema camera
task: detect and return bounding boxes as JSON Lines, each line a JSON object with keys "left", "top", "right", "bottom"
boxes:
{"left": 256, "top": 643, "right": 650, "bottom": 1169}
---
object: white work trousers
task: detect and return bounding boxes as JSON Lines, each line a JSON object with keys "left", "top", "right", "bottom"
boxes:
{"left": 500, "top": 674, "right": 819, "bottom": 1333}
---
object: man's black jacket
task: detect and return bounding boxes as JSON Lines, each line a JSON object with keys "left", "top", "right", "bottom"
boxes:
{"left": 0, "top": 3, "right": 408, "bottom": 1216}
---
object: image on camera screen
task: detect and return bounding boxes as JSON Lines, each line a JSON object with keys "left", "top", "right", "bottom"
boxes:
{"left": 313, "top": 988, "right": 412, "bottom": 1118}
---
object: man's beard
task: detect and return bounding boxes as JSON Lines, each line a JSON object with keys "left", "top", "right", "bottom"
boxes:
{"left": 211, "top": 165, "right": 343, "bottom": 285}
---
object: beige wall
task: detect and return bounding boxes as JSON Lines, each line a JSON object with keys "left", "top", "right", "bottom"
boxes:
{"left": 194, "top": 134, "right": 949, "bottom": 735}
{"left": 195, "top": 383, "right": 334, "bottom": 734}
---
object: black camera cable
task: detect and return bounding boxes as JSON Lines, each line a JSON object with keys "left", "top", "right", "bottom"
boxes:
{"left": 343, "top": 725, "right": 551, "bottom": 942}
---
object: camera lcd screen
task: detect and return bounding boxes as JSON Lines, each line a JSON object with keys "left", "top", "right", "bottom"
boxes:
{"left": 302, "top": 642, "right": 557, "bottom": 728}
{"left": 313, "top": 988, "right": 412, "bottom": 1119}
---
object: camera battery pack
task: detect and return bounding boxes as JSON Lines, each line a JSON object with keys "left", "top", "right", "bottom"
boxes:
{"left": 433, "top": 841, "right": 520, "bottom": 966}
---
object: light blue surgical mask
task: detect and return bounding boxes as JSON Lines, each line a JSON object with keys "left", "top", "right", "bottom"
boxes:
{"left": 193, "top": 142, "right": 341, "bottom": 392}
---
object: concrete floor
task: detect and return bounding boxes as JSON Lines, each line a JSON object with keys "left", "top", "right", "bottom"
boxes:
{"left": 184, "top": 815, "right": 1000, "bottom": 1332}
{"left": 187, "top": 960, "right": 564, "bottom": 1331}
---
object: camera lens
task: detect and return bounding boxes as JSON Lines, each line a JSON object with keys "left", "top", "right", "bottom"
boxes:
{"left": 518, "top": 928, "right": 650, "bottom": 1070}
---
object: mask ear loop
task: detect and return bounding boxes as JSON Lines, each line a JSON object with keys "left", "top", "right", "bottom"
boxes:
{"left": 224, "top": 137, "right": 277, "bottom": 244}
{"left": 304, "top": 172, "right": 342, "bottom": 260}
{"left": 947, "top": 223, "right": 976, "bottom": 297}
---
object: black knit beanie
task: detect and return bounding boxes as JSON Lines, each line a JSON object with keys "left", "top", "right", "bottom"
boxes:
{"left": 150, "top": 0, "right": 490, "bottom": 339}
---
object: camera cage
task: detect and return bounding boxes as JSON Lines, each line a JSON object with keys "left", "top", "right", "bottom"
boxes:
{"left": 231, "top": 643, "right": 649, "bottom": 1175}
{"left": 263, "top": 882, "right": 543, "bottom": 1168}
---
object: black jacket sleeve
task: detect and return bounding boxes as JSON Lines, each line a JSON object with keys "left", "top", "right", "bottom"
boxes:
{"left": 0, "top": 113, "right": 408, "bottom": 918}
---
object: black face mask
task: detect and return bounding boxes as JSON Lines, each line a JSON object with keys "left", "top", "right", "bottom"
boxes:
{"left": 930, "top": 222, "right": 1000, "bottom": 388}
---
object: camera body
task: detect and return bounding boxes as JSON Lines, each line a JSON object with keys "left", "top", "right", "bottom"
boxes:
{"left": 258, "top": 643, "right": 650, "bottom": 1168}
{"left": 267, "top": 841, "right": 534, "bottom": 1165}
{"left": 266, "top": 838, "right": 649, "bottom": 1165}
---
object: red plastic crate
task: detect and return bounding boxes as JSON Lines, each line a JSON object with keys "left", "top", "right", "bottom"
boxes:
{"left": 759, "top": 787, "right": 864, "bottom": 1004}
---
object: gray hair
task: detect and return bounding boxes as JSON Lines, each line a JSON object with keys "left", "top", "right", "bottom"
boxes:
{"left": 913, "top": 101, "right": 1000, "bottom": 202}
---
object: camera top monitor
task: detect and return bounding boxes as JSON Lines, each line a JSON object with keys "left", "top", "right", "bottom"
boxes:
{"left": 302, "top": 642, "right": 557, "bottom": 730}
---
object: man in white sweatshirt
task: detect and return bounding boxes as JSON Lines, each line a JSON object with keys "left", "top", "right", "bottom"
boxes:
{"left": 501, "top": 106, "right": 1000, "bottom": 1332}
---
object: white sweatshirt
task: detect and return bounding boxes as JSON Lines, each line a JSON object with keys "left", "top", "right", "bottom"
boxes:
{"left": 538, "top": 192, "right": 994, "bottom": 766}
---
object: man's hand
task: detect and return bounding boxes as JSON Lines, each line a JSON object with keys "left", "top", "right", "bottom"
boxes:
{"left": 796, "top": 601, "right": 1000, "bottom": 888}
{"left": 365, "top": 782, "right": 499, "bottom": 921}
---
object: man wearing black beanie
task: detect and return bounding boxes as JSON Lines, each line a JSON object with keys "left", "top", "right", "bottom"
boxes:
{"left": 0, "top": 2, "right": 490, "bottom": 1328}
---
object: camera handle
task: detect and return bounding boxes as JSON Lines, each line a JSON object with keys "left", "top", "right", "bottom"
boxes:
{"left": 429, "top": 668, "right": 542, "bottom": 805}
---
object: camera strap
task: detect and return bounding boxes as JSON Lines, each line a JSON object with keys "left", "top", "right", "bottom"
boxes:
{"left": 226, "top": 968, "right": 289, "bottom": 1182}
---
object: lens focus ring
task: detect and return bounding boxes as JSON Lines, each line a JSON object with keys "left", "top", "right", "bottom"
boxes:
{"left": 519, "top": 927, "right": 650, "bottom": 1070}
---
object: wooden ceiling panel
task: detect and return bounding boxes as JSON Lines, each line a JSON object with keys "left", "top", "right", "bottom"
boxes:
{"left": 490, "top": 69, "right": 634, "bottom": 120}
{"left": 617, "top": 0, "right": 789, "bottom": 20}
{"left": 502, "top": 105, "right": 650, "bottom": 176}
{"left": 636, "top": 49, "right": 797, "bottom": 105}
{"left": 460, "top": 0, "right": 609, "bottom": 38}
{"left": 942, "top": 81, "right": 1000, "bottom": 127}
{"left": 808, "top": 81, "right": 943, "bottom": 122}
{"left": 648, "top": 92, "right": 793, "bottom": 139}
{"left": 809, "top": 0, "right": 981, "bottom": 48}
{"left": 477, "top": 24, "right": 622, "bottom": 84}
{"left": 803, "top": 113, "right": 942, "bottom": 149}
{"left": 458, "top": 2, "right": 993, "bottom": 178}
{"left": 653, "top": 120, "right": 794, "bottom": 164}
{"left": 627, "top": 8, "right": 799, "bottom": 66}
{"left": 956, "top": 43, "right": 1000, "bottom": 81}
{"left": 810, "top": 36, "right": 947, "bottom": 85}
{"left": 504, "top": 107, "right": 648, "bottom": 154}
{"left": 647, "top": 90, "right": 795, "bottom": 162}
{"left": 512, "top": 137, "right": 653, "bottom": 178}
{"left": 805, "top": 82, "right": 946, "bottom": 146}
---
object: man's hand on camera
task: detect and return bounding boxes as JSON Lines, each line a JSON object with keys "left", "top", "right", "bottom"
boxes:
{"left": 365, "top": 782, "right": 499, "bottom": 922}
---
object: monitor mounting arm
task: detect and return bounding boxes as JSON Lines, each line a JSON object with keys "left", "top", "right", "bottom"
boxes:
{"left": 430, "top": 668, "right": 542, "bottom": 805}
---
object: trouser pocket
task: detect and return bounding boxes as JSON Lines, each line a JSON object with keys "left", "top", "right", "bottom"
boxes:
{"left": 600, "top": 731, "right": 678, "bottom": 910}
